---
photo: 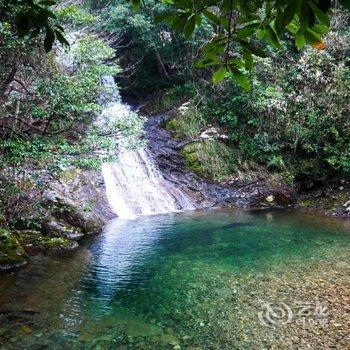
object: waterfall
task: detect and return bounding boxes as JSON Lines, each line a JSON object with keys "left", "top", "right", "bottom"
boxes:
{"left": 100, "top": 77, "right": 194, "bottom": 219}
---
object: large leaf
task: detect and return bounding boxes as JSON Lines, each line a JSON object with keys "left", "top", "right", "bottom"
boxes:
{"left": 212, "top": 67, "right": 227, "bottom": 84}
{"left": 230, "top": 68, "right": 251, "bottom": 91}
{"left": 308, "top": 1, "right": 330, "bottom": 27}
{"left": 295, "top": 29, "right": 306, "bottom": 50}
{"left": 236, "top": 22, "right": 260, "bottom": 39}
{"left": 202, "top": 10, "right": 221, "bottom": 25}
{"left": 274, "top": 0, "right": 300, "bottom": 34}
{"left": 266, "top": 25, "right": 280, "bottom": 48}
{"left": 184, "top": 15, "right": 196, "bottom": 38}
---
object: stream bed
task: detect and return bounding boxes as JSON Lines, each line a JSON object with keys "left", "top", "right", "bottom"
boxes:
{"left": 0, "top": 209, "right": 349, "bottom": 349}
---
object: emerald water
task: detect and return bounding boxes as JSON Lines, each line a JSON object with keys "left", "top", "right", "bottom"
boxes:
{"left": 1, "top": 209, "right": 350, "bottom": 349}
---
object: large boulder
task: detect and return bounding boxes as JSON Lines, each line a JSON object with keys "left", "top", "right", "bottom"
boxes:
{"left": 43, "top": 190, "right": 104, "bottom": 234}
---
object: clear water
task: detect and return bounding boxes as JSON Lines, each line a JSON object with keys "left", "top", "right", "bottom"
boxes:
{"left": 1, "top": 209, "right": 350, "bottom": 349}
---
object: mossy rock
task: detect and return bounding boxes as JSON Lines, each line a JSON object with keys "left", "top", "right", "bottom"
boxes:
{"left": 0, "top": 229, "right": 27, "bottom": 271}
{"left": 44, "top": 191, "right": 103, "bottom": 234}
{"left": 166, "top": 112, "right": 204, "bottom": 139}
{"left": 181, "top": 140, "right": 236, "bottom": 181}
{"left": 15, "top": 230, "right": 79, "bottom": 253}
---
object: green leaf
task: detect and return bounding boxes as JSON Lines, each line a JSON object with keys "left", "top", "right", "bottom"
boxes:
{"left": 275, "top": 1, "right": 299, "bottom": 34}
{"left": 230, "top": 68, "right": 251, "bottom": 91}
{"left": 266, "top": 25, "right": 280, "bottom": 48}
{"left": 184, "top": 15, "right": 196, "bottom": 38}
{"left": 172, "top": 13, "right": 189, "bottom": 32}
{"left": 295, "top": 29, "right": 305, "bottom": 50}
{"left": 304, "top": 28, "right": 321, "bottom": 45}
{"left": 238, "top": 40, "right": 268, "bottom": 58}
{"left": 15, "top": 12, "right": 30, "bottom": 37}
{"left": 300, "top": 3, "right": 316, "bottom": 29}
{"left": 308, "top": 1, "right": 330, "bottom": 27}
{"left": 256, "top": 28, "right": 266, "bottom": 39}
{"left": 44, "top": 27, "right": 55, "bottom": 52}
{"left": 236, "top": 22, "right": 259, "bottom": 39}
{"left": 311, "top": 24, "right": 329, "bottom": 35}
{"left": 212, "top": 67, "right": 227, "bottom": 84}
{"left": 55, "top": 29, "right": 69, "bottom": 47}
{"left": 195, "top": 57, "right": 221, "bottom": 67}
{"left": 202, "top": 10, "right": 221, "bottom": 25}
{"left": 287, "top": 18, "right": 300, "bottom": 34}
{"left": 243, "top": 49, "right": 253, "bottom": 70}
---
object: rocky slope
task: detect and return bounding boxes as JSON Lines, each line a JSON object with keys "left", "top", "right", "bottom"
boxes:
{"left": 146, "top": 113, "right": 294, "bottom": 210}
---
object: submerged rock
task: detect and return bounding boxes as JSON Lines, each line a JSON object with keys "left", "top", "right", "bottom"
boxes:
{"left": 0, "top": 229, "right": 27, "bottom": 271}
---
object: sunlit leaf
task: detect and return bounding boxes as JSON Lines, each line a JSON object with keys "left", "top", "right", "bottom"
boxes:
{"left": 212, "top": 67, "right": 227, "bottom": 84}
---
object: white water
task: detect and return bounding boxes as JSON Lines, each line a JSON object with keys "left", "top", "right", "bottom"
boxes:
{"left": 100, "top": 77, "right": 194, "bottom": 219}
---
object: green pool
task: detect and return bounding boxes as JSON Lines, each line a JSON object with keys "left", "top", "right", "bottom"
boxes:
{"left": 1, "top": 209, "right": 349, "bottom": 349}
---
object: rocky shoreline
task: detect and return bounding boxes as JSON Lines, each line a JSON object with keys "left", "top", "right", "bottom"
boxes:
{"left": 0, "top": 169, "right": 115, "bottom": 272}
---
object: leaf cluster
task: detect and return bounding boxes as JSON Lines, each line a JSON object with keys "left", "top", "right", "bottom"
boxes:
{"left": 131, "top": 0, "right": 350, "bottom": 89}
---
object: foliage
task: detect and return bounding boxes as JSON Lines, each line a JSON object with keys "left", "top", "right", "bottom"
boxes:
{"left": 0, "top": 0, "right": 68, "bottom": 52}
{"left": 193, "top": 10, "right": 350, "bottom": 186}
{"left": 166, "top": 103, "right": 205, "bottom": 138}
{"left": 96, "top": 0, "right": 213, "bottom": 95}
{"left": 132, "top": 0, "right": 350, "bottom": 90}
{"left": 0, "top": 29, "right": 139, "bottom": 172}
{"left": 55, "top": 4, "right": 95, "bottom": 26}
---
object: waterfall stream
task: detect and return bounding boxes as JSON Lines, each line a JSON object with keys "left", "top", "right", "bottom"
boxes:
{"left": 100, "top": 77, "right": 194, "bottom": 219}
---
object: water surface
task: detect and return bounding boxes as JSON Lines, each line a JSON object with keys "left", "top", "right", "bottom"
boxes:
{"left": 1, "top": 209, "right": 349, "bottom": 349}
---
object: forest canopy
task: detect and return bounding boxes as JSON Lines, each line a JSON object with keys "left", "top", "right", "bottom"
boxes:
{"left": 2, "top": 0, "right": 350, "bottom": 88}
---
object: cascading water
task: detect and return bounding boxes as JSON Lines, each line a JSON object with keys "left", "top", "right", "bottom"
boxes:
{"left": 100, "top": 76, "right": 194, "bottom": 219}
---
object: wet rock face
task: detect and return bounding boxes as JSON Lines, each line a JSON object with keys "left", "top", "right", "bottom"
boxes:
{"left": 145, "top": 114, "right": 294, "bottom": 210}
{"left": 297, "top": 185, "right": 350, "bottom": 218}
{"left": 0, "top": 229, "right": 27, "bottom": 271}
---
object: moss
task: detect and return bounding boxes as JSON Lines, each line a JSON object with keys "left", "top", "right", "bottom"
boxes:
{"left": 15, "top": 230, "right": 78, "bottom": 253}
{"left": 58, "top": 168, "right": 81, "bottom": 182}
{"left": 181, "top": 140, "right": 236, "bottom": 181}
{"left": 0, "top": 229, "right": 27, "bottom": 270}
{"left": 166, "top": 111, "right": 204, "bottom": 139}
